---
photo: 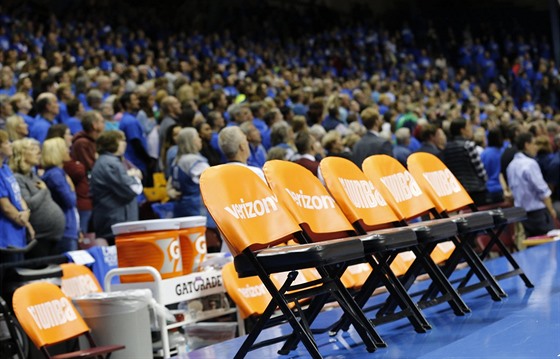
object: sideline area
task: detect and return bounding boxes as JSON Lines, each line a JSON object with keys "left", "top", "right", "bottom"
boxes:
{"left": 187, "top": 240, "right": 560, "bottom": 358}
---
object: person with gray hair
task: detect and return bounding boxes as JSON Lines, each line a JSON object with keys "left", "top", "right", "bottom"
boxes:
{"left": 168, "top": 127, "right": 210, "bottom": 219}
{"left": 218, "top": 126, "right": 265, "bottom": 181}
{"left": 393, "top": 127, "right": 412, "bottom": 167}
{"left": 228, "top": 103, "right": 252, "bottom": 125}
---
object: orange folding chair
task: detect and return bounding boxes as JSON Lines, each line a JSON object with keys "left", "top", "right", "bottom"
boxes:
{"left": 363, "top": 155, "right": 507, "bottom": 312}
{"left": 320, "top": 156, "right": 470, "bottom": 319}
{"left": 60, "top": 264, "right": 103, "bottom": 298}
{"left": 12, "top": 282, "right": 124, "bottom": 359}
{"left": 222, "top": 262, "right": 277, "bottom": 320}
{"left": 200, "top": 164, "right": 382, "bottom": 359}
{"left": 263, "top": 160, "right": 430, "bottom": 349}
{"left": 407, "top": 152, "right": 533, "bottom": 292}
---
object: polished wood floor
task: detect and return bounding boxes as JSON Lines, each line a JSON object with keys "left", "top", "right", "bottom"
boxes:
{"left": 187, "top": 241, "right": 560, "bottom": 358}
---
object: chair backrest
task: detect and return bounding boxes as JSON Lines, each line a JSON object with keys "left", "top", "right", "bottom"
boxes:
{"left": 362, "top": 155, "right": 436, "bottom": 220}
{"left": 12, "top": 282, "right": 90, "bottom": 349}
{"left": 319, "top": 156, "right": 402, "bottom": 231}
{"left": 200, "top": 164, "right": 303, "bottom": 256}
{"left": 407, "top": 152, "right": 474, "bottom": 213}
{"left": 263, "top": 160, "right": 355, "bottom": 241}
{"left": 222, "top": 262, "right": 277, "bottom": 319}
{"left": 60, "top": 263, "right": 103, "bottom": 298}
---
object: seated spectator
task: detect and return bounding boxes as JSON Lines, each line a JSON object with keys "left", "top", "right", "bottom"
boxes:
{"left": 90, "top": 130, "right": 143, "bottom": 244}
{"left": 507, "top": 132, "right": 557, "bottom": 236}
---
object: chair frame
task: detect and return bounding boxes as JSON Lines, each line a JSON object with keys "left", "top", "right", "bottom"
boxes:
{"left": 201, "top": 164, "right": 383, "bottom": 359}
{"left": 406, "top": 152, "right": 533, "bottom": 302}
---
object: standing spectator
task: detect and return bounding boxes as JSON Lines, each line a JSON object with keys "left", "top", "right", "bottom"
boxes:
{"left": 481, "top": 127, "right": 505, "bottom": 203}
{"left": 9, "top": 138, "right": 65, "bottom": 258}
{"left": 415, "top": 124, "right": 445, "bottom": 159}
{"left": 443, "top": 118, "right": 488, "bottom": 205}
{"left": 119, "top": 92, "right": 154, "bottom": 183}
{"left": 5, "top": 115, "right": 29, "bottom": 141}
{"left": 168, "top": 128, "right": 209, "bottom": 218}
{"left": 293, "top": 130, "right": 322, "bottom": 177}
{"left": 321, "top": 130, "right": 352, "bottom": 160}
{"left": 64, "top": 98, "right": 84, "bottom": 135}
{"left": 507, "top": 132, "right": 557, "bottom": 236}
{"left": 90, "top": 130, "right": 143, "bottom": 244}
{"left": 393, "top": 127, "right": 412, "bottom": 167}
{"left": 240, "top": 121, "right": 266, "bottom": 168}
{"left": 352, "top": 107, "right": 392, "bottom": 168}
{"left": 9, "top": 92, "right": 34, "bottom": 127}
{"left": 158, "top": 96, "right": 182, "bottom": 151}
{"left": 0, "top": 130, "right": 34, "bottom": 263}
{"left": 196, "top": 121, "right": 222, "bottom": 167}
{"left": 41, "top": 138, "right": 78, "bottom": 252}
{"left": 29, "top": 92, "right": 59, "bottom": 143}
{"left": 71, "top": 111, "right": 105, "bottom": 173}
{"left": 218, "top": 126, "right": 266, "bottom": 181}
{"left": 46, "top": 124, "right": 92, "bottom": 234}
{"left": 161, "top": 124, "right": 182, "bottom": 178}
{"left": 270, "top": 121, "right": 296, "bottom": 160}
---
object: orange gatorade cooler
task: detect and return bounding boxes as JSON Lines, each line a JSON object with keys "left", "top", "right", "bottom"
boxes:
{"left": 177, "top": 216, "right": 207, "bottom": 274}
{"left": 112, "top": 219, "right": 183, "bottom": 282}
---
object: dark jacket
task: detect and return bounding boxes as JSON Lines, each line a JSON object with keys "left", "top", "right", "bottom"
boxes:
{"left": 90, "top": 153, "right": 141, "bottom": 239}
{"left": 352, "top": 132, "right": 393, "bottom": 168}
{"left": 443, "top": 137, "right": 487, "bottom": 193}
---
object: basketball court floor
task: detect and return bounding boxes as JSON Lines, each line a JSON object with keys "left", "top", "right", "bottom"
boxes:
{"left": 187, "top": 240, "right": 560, "bottom": 358}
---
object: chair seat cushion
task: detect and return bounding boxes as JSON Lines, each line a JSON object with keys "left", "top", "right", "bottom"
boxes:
{"left": 51, "top": 344, "right": 125, "bottom": 359}
{"left": 486, "top": 207, "right": 527, "bottom": 225}
{"left": 234, "top": 238, "right": 365, "bottom": 277}
{"left": 363, "top": 227, "right": 417, "bottom": 252}
{"left": 408, "top": 219, "right": 458, "bottom": 243}
{"left": 450, "top": 212, "right": 495, "bottom": 234}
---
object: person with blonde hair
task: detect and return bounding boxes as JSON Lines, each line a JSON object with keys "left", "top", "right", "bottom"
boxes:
{"left": 10, "top": 138, "right": 65, "bottom": 258}
{"left": 169, "top": 127, "right": 209, "bottom": 218}
{"left": 41, "top": 137, "right": 78, "bottom": 252}
{"left": 5, "top": 115, "right": 28, "bottom": 141}
{"left": 0, "top": 130, "right": 34, "bottom": 262}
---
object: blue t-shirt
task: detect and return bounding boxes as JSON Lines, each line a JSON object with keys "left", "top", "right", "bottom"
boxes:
{"left": 30, "top": 115, "right": 55, "bottom": 143}
{"left": 0, "top": 164, "right": 26, "bottom": 248}
{"left": 42, "top": 166, "right": 78, "bottom": 239}
{"left": 64, "top": 116, "right": 84, "bottom": 135}
{"left": 119, "top": 112, "right": 148, "bottom": 172}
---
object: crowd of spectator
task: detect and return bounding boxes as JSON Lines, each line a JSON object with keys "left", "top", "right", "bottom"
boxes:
{"left": 0, "top": 3, "right": 559, "bottom": 262}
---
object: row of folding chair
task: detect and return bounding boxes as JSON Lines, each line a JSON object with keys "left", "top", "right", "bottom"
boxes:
{"left": 202, "top": 152, "right": 533, "bottom": 358}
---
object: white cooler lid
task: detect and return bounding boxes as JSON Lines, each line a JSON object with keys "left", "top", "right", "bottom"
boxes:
{"left": 177, "top": 216, "right": 207, "bottom": 228}
{"left": 111, "top": 218, "right": 182, "bottom": 235}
